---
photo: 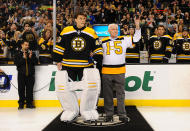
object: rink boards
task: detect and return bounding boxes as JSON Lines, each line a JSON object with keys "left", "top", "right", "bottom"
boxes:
{"left": 1, "top": 64, "right": 190, "bottom": 107}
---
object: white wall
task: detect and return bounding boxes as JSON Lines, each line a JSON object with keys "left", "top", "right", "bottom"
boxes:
{"left": 1, "top": 64, "right": 190, "bottom": 100}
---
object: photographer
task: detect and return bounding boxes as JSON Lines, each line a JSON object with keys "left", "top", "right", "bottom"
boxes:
{"left": 14, "top": 41, "right": 38, "bottom": 109}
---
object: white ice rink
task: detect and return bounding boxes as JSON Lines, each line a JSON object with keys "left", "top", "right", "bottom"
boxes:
{"left": 0, "top": 107, "right": 190, "bottom": 131}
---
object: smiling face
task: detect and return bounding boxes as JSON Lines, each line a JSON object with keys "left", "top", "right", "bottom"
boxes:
{"left": 21, "top": 41, "right": 29, "bottom": 51}
{"left": 108, "top": 24, "right": 118, "bottom": 39}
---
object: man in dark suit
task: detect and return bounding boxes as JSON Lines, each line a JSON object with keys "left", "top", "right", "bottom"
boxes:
{"left": 14, "top": 41, "right": 38, "bottom": 109}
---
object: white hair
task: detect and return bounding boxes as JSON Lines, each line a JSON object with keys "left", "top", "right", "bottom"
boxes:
{"left": 108, "top": 23, "right": 118, "bottom": 30}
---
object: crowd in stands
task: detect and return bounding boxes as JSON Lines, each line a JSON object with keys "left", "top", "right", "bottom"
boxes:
{"left": 0, "top": 0, "right": 190, "bottom": 64}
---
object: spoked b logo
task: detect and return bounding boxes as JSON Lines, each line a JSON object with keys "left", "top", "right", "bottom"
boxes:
{"left": 72, "top": 114, "right": 126, "bottom": 127}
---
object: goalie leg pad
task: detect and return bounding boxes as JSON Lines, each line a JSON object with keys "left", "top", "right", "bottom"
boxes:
{"left": 55, "top": 71, "right": 79, "bottom": 122}
{"left": 80, "top": 68, "right": 101, "bottom": 121}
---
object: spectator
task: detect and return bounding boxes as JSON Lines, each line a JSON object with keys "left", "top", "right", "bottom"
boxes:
{"left": 38, "top": 29, "right": 53, "bottom": 64}
{"left": 0, "top": 30, "right": 9, "bottom": 64}
{"left": 121, "top": 24, "right": 129, "bottom": 36}
{"left": 22, "top": 22, "right": 38, "bottom": 51}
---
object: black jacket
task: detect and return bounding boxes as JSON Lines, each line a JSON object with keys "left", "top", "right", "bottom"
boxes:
{"left": 14, "top": 50, "right": 38, "bottom": 76}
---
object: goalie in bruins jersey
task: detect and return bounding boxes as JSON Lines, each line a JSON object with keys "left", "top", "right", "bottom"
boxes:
{"left": 173, "top": 26, "right": 190, "bottom": 63}
{"left": 53, "top": 12, "right": 103, "bottom": 123}
{"left": 148, "top": 25, "right": 173, "bottom": 63}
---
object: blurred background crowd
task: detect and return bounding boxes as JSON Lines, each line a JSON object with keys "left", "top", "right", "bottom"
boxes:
{"left": 0, "top": 0, "right": 189, "bottom": 64}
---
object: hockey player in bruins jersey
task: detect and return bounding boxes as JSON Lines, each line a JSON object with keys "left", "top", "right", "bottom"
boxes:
{"left": 148, "top": 25, "right": 173, "bottom": 63}
{"left": 125, "top": 24, "right": 142, "bottom": 63}
{"left": 101, "top": 21, "right": 141, "bottom": 122}
{"left": 173, "top": 26, "right": 190, "bottom": 63}
{"left": 53, "top": 12, "right": 103, "bottom": 123}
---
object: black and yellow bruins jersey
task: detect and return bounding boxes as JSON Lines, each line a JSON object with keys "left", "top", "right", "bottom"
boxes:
{"left": 126, "top": 40, "right": 140, "bottom": 63}
{"left": 38, "top": 38, "right": 53, "bottom": 57}
{"left": 148, "top": 35, "right": 173, "bottom": 62}
{"left": 173, "top": 36, "right": 190, "bottom": 63}
{"left": 0, "top": 39, "right": 6, "bottom": 58}
{"left": 53, "top": 25, "right": 103, "bottom": 67}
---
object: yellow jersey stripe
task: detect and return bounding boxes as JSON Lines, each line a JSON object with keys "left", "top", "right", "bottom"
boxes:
{"left": 56, "top": 45, "right": 65, "bottom": 50}
{"left": 62, "top": 63, "right": 94, "bottom": 67}
{"left": 151, "top": 54, "right": 165, "bottom": 56}
{"left": 102, "top": 66, "right": 126, "bottom": 74}
{"left": 101, "top": 37, "right": 110, "bottom": 42}
{"left": 96, "top": 52, "right": 103, "bottom": 55}
{"left": 93, "top": 48, "right": 103, "bottom": 53}
{"left": 53, "top": 50, "right": 63, "bottom": 55}
{"left": 62, "top": 59, "right": 88, "bottom": 62}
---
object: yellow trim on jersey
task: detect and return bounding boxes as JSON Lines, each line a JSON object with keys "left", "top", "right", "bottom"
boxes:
{"left": 178, "top": 54, "right": 190, "bottom": 56}
{"left": 150, "top": 54, "right": 164, "bottom": 60}
{"left": 82, "top": 27, "right": 98, "bottom": 39}
{"left": 150, "top": 35, "right": 157, "bottom": 38}
{"left": 150, "top": 58, "right": 163, "bottom": 60}
{"left": 62, "top": 63, "right": 94, "bottom": 67}
{"left": 38, "top": 38, "right": 44, "bottom": 45}
{"left": 126, "top": 53, "right": 139, "bottom": 55}
{"left": 96, "top": 52, "right": 103, "bottom": 55}
{"left": 55, "top": 45, "right": 65, "bottom": 51}
{"left": 173, "top": 33, "right": 182, "bottom": 40}
{"left": 60, "top": 26, "right": 75, "bottom": 35}
{"left": 101, "top": 37, "right": 110, "bottom": 42}
{"left": 118, "top": 36, "right": 124, "bottom": 39}
{"left": 126, "top": 57, "right": 140, "bottom": 58}
{"left": 53, "top": 50, "right": 63, "bottom": 55}
{"left": 38, "top": 38, "right": 53, "bottom": 46}
{"left": 164, "top": 35, "right": 173, "bottom": 40}
{"left": 102, "top": 66, "right": 126, "bottom": 74}
{"left": 166, "top": 46, "right": 172, "bottom": 52}
{"left": 62, "top": 58, "right": 88, "bottom": 63}
{"left": 177, "top": 58, "right": 190, "bottom": 60}
{"left": 151, "top": 54, "right": 165, "bottom": 56}
{"left": 93, "top": 47, "right": 103, "bottom": 53}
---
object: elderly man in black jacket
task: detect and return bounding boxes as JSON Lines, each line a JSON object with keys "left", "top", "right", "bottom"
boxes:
{"left": 14, "top": 41, "right": 38, "bottom": 109}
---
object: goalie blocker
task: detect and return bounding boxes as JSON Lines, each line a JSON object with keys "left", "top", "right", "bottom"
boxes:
{"left": 55, "top": 68, "right": 101, "bottom": 122}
